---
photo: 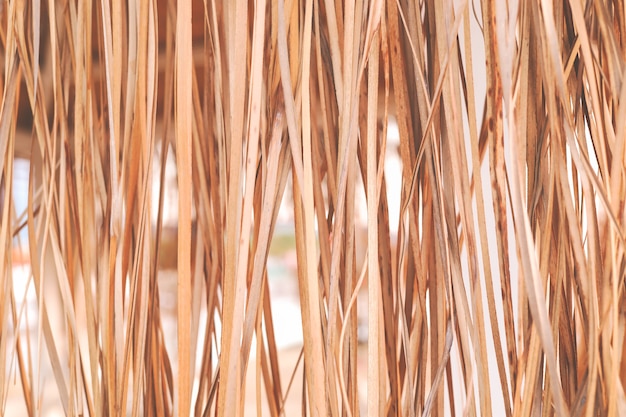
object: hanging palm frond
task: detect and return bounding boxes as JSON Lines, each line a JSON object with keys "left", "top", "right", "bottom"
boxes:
{"left": 1, "top": 0, "right": 625, "bottom": 416}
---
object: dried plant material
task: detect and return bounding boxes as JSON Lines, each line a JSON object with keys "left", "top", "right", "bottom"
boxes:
{"left": 1, "top": 1, "right": 625, "bottom": 416}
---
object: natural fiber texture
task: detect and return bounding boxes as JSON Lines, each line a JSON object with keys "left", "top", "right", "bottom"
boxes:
{"left": 1, "top": 0, "right": 626, "bottom": 416}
